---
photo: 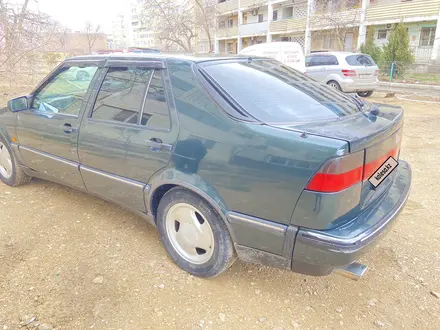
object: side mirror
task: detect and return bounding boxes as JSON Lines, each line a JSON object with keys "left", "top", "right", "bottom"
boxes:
{"left": 7, "top": 96, "right": 29, "bottom": 112}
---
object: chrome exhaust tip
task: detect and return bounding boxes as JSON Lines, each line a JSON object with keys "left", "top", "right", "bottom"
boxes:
{"left": 334, "top": 262, "right": 368, "bottom": 281}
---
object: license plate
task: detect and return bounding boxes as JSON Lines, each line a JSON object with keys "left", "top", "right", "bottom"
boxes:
{"left": 368, "top": 156, "right": 399, "bottom": 188}
{"left": 358, "top": 74, "right": 371, "bottom": 79}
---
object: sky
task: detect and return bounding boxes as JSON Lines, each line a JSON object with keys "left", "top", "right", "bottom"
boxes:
{"left": 29, "top": 0, "right": 126, "bottom": 33}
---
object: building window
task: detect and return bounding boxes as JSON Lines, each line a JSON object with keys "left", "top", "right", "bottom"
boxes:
{"left": 227, "top": 19, "right": 233, "bottom": 28}
{"left": 258, "top": 14, "right": 264, "bottom": 23}
{"left": 419, "top": 27, "right": 435, "bottom": 46}
{"left": 282, "top": 7, "right": 293, "bottom": 19}
{"left": 323, "top": 35, "right": 336, "bottom": 50}
{"left": 273, "top": 10, "right": 278, "bottom": 21}
{"left": 377, "top": 30, "right": 387, "bottom": 40}
{"left": 132, "top": 21, "right": 139, "bottom": 26}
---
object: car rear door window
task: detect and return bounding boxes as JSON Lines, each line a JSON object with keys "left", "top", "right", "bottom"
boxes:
{"left": 92, "top": 67, "right": 152, "bottom": 124}
{"left": 346, "top": 55, "right": 375, "bottom": 66}
{"left": 92, "top": 67, "right": 170, "bottom": 129}
{"left": 140, "top": 70, "right": 171, "bottom": 129}
{"left": 202, "top": 59, "right": 361, "bottom": 124}
{"left": 305, "top": 55, "right": 338, "bottom": 67}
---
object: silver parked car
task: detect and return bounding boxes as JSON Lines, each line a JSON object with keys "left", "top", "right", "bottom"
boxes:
{"left": 305, "top": 52, "right": 379, "bottom": 97}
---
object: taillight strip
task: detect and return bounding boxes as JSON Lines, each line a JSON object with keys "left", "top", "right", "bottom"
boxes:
{"left": 306, "top": 166, "right": 363, "bottom": 193}
{"left": 306, "top": 147, "right": 400, "bottom": 193}
{"left": 363, "top": 147, "right": 399, "bottom": 180}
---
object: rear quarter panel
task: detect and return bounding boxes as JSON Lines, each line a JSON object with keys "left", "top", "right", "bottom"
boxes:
{"left": 165, "top": 59, "right": 349, "bottom": 226}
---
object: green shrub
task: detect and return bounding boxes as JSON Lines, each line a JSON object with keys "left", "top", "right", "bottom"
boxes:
{"left": 381, "top": 23, "right": 414, "bottom": 78}
{"left": 359, "top": 27, "right": 382, "bottom": 64}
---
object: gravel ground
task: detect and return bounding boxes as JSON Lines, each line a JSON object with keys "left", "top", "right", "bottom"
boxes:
{"left": 1, "top": 93, "right": 440, "bottom": 330}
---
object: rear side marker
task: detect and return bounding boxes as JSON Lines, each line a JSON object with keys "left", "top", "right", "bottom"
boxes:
{"left": 368, "top": 156, "right": 399, "bottom": 188}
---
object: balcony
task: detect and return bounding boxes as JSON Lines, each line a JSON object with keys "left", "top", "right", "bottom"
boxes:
{"left": 270, "top": 17, "right": 307, "bottom": 33}
{"left": 239, "top": 21, "right": 268, "bottom": 36}
{"left": 240, "top": 0, "right": 267, "bottom": 9}
{"left": 217, "top": 0, "right": 239, "bottom": 15}
{"left": 411, "top": 46, "right": 433, "bottom": 63}
{"left": 366, "top": 0, "right": 440, "bottom": 23}
{"left": 217, "top": 26, "right": 239, "bottom": 38}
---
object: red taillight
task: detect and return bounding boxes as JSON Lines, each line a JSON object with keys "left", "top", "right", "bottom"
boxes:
{"left": 306, "top": 147, "right": 401, "bottom": 193}
{"left": 363, "top": 147, "right": 399, "bottom": 180}
{"left": 374, "top": 70, "right": 379, "bottom": 76}
{"left": 306, "top": 151, "right": 364, "bottom": 193}
{"left": 342, "top": 69, "right": 357, "bottom": 77}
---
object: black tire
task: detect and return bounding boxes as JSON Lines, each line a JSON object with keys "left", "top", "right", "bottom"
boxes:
{"left": 0, "top": 137, "right": 32, "bottom": 187}
{"left": 157, "top": 187, "right": 236, "bottom": 278}
{"left": 357, "top": 91, "right": 374, "bottom": 97}
{"left": 327, "top": 80, "right": 342, "bottom": 91}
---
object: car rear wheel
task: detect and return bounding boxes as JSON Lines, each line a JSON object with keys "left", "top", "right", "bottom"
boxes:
{"left": 357, "top": 91, "right": 374, "bottom": 97}
{"left": 157, "top": 187, "right": 236, "bottom": 277}
{"left": 76, "top": 71, "right": 89, "bottom": 81}
{"left": 0, "top": 138, "right": 32, "bottom": 187}
{"left": 327, "top": 80, "right": 342, "bottom": 91}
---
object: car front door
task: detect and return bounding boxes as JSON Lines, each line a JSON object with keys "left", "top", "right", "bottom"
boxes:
{"left": 15, "top": 62, "right": 101, "bottom": 189}
{"left": 78, "top": 60, "right": 178, "bottom": 212}
{"left": 305, "top": 55, "right": 326, "bottom": 82}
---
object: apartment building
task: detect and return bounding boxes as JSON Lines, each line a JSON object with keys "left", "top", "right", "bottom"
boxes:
{"left": 215, "top": 0, "right": 440, "bottom": 63}
{"left": 110, "top": 1, "right": 159, "bottom": 50}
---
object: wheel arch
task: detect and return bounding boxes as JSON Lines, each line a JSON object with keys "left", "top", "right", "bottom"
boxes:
{"left": 146, "top": 168, "right": 236, "bottom": 240}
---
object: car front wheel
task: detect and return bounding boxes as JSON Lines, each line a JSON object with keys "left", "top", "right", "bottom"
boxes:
{"left": 157, "top": 187, "right": 236, "bottom": 278}
{"left": 357, "top": 91, "right": 374, "bottom": 97}
{"left": 0, "top": 138, "right": 32, "bottom": 187}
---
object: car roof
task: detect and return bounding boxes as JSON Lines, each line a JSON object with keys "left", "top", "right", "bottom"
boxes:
{"left": 307, "top": 51, "right": 363, "bottom": 57}
{"left": 64, "top": 53, "right": 262, "bottom": 64}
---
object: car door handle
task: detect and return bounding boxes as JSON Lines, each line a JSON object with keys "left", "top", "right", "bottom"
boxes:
{"left": 61, "top": 123, "right": 77, "bottom": 134}
{"left": 147, "top": 138, "right": 172, "bottom": 152}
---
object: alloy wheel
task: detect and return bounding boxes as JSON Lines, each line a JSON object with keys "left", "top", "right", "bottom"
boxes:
{"left": 165, "top": 203, "right": 215, "bottom": 265}
{"left": 0, "top": 142, "right": 13, "bottom": 179}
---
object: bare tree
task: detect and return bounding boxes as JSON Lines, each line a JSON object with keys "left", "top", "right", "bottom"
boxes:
{"left": 54, "top": 24, "right": 70, "bottom": 56}
{"left": 0, "top": 0, "right": 57, "bottom": 82}
{"left": 139, "top": 0, "right": 215, "bottom": 53}
{"left": 311, "top": 0, "right": 361, "bottom": 51}
{"left": 83, "top": 21, "right": 102, "bottom": 54}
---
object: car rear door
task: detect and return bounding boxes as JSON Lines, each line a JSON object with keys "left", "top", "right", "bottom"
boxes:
{"left": 15, "top": 60, "right": 102, "bottom": 189}
{"left": 77, "top": 59, "right": 178, "bottom": 212}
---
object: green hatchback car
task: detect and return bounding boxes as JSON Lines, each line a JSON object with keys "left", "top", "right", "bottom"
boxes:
{"left": 0, "top": 54, "right": 411, "bottom": 280}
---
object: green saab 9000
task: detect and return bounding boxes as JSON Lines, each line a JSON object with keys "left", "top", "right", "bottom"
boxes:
{"left": 0, "top": 54, "right": 411, "bottom": 280}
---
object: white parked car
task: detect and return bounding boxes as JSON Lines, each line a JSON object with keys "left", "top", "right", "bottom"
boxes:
{"left": 239, "top": 42, "right": 305, "bottom": 73}
{"left": 305, "top": 52, "right": 379, "bottom": 97}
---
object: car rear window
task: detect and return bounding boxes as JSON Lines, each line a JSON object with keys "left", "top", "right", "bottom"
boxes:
{"left": 345, "top": 54, "right": 376, "bottom": 66}
{"left": 202, "top": 59, "right": 362, "bottom": 124}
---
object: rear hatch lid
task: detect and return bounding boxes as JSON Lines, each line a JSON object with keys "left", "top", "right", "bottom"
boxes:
{"left": 201, "top": 58, "right": 403, "bottom": 211}
{"left": 344, "top": 54, "right": 378, "bottom": 83}
{"left": 276, "top": 105, "right": 403, "bottom": 211}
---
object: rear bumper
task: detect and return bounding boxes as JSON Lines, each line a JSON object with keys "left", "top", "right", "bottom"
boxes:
{"left": 291, "top": 160, "right": 412, "bottom": 276}
{"left": 340, "top": 79, "right": 379, "bottom": 93}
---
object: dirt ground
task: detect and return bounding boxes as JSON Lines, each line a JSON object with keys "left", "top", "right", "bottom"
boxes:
{"left": 1, "top": 93, "right": 439, "bottom": 330}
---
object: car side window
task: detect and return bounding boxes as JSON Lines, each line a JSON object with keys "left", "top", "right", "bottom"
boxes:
{"left": 325, "top": 55, "right": 339, "bottom": 65}
{"left": 92, "top": 67, "right": 152, "bottom": 124}
{"left": 32, "top": 66, "right": 98, "bottom": 116}
{"left": 92, "top": 67, "right": 171, "bottom": 129}
{"left": 140, "top": 70, "right": 170, "bottom": 129}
